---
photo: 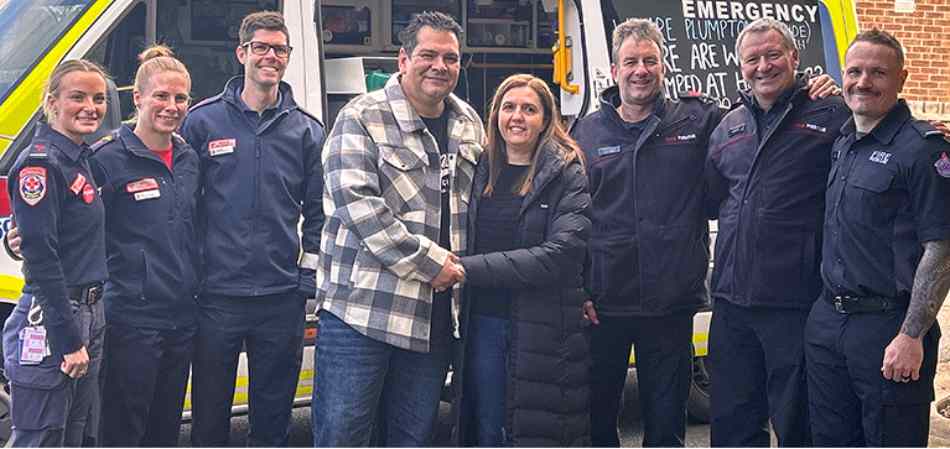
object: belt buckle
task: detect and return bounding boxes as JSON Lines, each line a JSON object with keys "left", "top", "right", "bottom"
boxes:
{"left": 833, "top": 295, "right": 848, "bottom": 313}
{"left": 87, "top": 284, "right": 103, "bottom": 304}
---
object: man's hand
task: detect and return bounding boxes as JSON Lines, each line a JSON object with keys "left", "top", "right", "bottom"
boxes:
{"left": 61, "top": 346, "right": 90, "bottom": 379}
{"left": 881, "top": 333, "right": 924, "bottom": 383}
{"left": 6, "top": 226, "right": 21, "bottom": 259}
{"left": 432, "top": 253, "right": 465, "bottom": 292}
{"left": 806, "top": 73, "right": 841, "bottom": 99}
{"left": 930, "top": 120, "right": 950, "bottom": 138}
{"left": 582, "top": 300, "right": 600, "bottom": 325}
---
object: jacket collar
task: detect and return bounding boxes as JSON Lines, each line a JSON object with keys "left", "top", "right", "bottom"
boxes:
{"left": 384, "top": 74, "right": 476, "bottom": 134}
{"left": 35, "top": 123, "right": 87, "bottom": 162}
{"left": 739, "top": 73, "right": 810, "bottom": 113}
{"left": 220, "top": 76, "right": 296, "bottom": 115}
{"left": 598, "top": 85, "right": 667, "bottom": 129}
{"left": 840, "top": 99, "right": 911, "bottom": 146}
{"left": 115, "top": 124, "right": 189, "bottom": 165}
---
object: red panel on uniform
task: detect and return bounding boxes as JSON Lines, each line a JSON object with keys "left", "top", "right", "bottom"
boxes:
{"left": 0, "top": 177, "right": 10, "bottom": 217}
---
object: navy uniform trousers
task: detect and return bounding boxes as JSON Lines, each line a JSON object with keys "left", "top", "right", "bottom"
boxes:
{"left": 805, "top": 297, "right": 937, "bottom": 447}
{"left": 3, "top": 295, "right": 104, "bottom": 447}
{"left": 708, "top": 299, "right": 811, "bottom": 447}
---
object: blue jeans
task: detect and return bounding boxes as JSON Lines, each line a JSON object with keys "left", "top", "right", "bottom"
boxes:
{"left": 311, "top": 310, "right": 451, "bottom": 447}
{"left": 464, "top": 314, "right": 509, "bottom": 446}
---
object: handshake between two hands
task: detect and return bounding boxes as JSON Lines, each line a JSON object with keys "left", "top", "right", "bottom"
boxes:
{"left": 431, "top": 253, "right": 465, "bottom": 293}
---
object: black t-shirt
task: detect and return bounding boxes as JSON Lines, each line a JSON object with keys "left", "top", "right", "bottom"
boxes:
{"left": 471, "top": 163, "right": 529, "bottom": 318}
{"left": 421, "top": 110, "right": 452, "bottom": 341}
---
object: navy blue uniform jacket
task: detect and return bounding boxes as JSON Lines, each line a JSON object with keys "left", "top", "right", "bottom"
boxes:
{"left": 180, "top": 77, "right": 325, "bottom": 297}
{"left": 90, "top": 125, "right": 200, "bottom": 329}
{"left": 572, "top": 87, "right": 722, "bottom": 316}
{"left": 706, "top": 76, "right": 850, "bottom": 309}
{"left": 7, "top": 124, "right": 108, "bottom": 358}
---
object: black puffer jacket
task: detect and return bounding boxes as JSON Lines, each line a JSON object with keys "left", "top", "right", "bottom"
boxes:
{"left": 450, "top": 142, "right": 592, "bottom": 446}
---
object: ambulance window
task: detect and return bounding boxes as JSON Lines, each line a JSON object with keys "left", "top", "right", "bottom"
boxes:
{"left": 0, "top": 0, "right": 94, "bottom": 104}
{"left": 154, "top": 0, "right": 279, "bottom": 103}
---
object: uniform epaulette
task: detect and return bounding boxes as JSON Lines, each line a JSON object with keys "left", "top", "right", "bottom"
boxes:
{"left": 188, "top": 92, "right": 224, "bottom": 113}
{"left": 912, "top": 120, "right": 950, "bottom": 143}
{"left": 90, "top": 131, "right": 119, "bottom": 152}
{"left": 26, "top": 142, "right": 49, "bottom": 159}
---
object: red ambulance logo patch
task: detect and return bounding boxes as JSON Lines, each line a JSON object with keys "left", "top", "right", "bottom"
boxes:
{"left": 19, "top": 167, "right": 47, "bottom": 206}
{"left": 82, "top": 183, "right": 96, "bottom": 204}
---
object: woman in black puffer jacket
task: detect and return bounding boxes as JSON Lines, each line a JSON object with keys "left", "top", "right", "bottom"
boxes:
{"left": 450, "top": 73, "right": 592, "bottom": 447}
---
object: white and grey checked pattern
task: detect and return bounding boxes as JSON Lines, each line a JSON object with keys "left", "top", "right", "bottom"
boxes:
{"left": 318, "top": 75, "right": 484, "bottom": 352}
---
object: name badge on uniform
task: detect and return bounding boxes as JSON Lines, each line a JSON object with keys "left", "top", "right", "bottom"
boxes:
{"left": 70, "top": 173, "right": 87, "bottom": 195}
{"left": 208, "top": 138, "right": 236, "bottom": 157}
{"left": 598, "top": 145, "right": 621, "bottom": 157}
{"left": 18, "top": 326, "right": 49, "bottom": 365}
{"left": 728, "top": 124, "right": 747, "bottom": 138}
{"left": 127, "top": 178, "right": 161, "bottom": 201}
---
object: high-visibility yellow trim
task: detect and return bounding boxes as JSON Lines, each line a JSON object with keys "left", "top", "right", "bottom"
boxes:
{"left": 552, "top": 0, "right": 579, "bottom": 95}
{"left": 182, "top": 369, "right": 315, "bottom": 411}
{"left": 0, "top": 0, "right": 114, "bottom": 157}
{"left": 0, "top": 274, "right": 24, "bottom": 301}
{"left": 822, "top": 0, "right": 861, "bottom": 68}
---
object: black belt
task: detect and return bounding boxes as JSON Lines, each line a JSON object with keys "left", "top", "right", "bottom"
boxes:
{"left": 68, "top": 283, "right": 103, "bottom": 305}
{"left": 829, "top": 294, "right": 908, "bottom": 314}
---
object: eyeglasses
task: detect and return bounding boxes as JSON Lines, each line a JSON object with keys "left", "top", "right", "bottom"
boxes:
{"left": 242, "top": 41, "right": 293, "bottom": 58}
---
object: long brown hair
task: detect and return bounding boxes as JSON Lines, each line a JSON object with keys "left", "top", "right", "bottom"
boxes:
{"left": 483, "top": 73, "right": 584, "bottom": 196}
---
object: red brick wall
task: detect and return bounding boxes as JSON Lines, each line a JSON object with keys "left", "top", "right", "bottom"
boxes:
{"left": 856, "top": 0, "right": 950, "bottom": 117}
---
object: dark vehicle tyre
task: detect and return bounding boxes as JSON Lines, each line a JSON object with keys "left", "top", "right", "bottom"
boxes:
{"left": 687, "top": 356, "right": 711, "bottom": 423}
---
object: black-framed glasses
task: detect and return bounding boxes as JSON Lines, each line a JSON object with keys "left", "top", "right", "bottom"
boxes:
{"left": 242, "top": 41, "right": 293, "bottom": 58}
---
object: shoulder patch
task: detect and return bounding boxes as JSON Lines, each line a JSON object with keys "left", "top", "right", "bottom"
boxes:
{"left": 90, "top": 132, "right": 116, "bottom": 152}
{"left": 19, "top": 166, "right": 47, "bottom": 206}
{"left": 935, "top": 152, "right": 950, "bottom": 178}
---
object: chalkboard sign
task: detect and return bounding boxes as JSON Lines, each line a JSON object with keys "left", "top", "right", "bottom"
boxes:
{"left": 605, "top": 0, "right": 829, "bottom": 108}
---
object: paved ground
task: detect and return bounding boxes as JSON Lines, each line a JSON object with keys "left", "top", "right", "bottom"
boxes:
{"left": 178, "top": 375, "right": 713, "bottom": 447}
{"left": 178, "top": 297, "right": 950, "bottom": 446}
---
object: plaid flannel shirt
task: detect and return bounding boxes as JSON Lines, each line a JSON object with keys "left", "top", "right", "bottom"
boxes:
{"left": 318, "top": 75, "right": 484, "bottom": 352}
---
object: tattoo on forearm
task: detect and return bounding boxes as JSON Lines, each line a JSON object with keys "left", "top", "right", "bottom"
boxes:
{"left": 902, "top": 240, "right": 950, "bottom": 338}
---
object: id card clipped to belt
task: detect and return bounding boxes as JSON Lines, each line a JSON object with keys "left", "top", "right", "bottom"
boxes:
{"left": 19, "top": 325, "right": 50, "bottom": 365}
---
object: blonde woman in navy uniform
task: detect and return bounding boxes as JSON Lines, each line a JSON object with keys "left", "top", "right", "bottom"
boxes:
{"left": 1, "top": 60, "right": 109, "bottom": 447}
{"left": 90, "top": 45, "right": 200, "bottom": 447}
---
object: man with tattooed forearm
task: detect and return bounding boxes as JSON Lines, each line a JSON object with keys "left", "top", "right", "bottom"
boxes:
{"left": 803, "top": 29, "right": 950, "bottom": 447}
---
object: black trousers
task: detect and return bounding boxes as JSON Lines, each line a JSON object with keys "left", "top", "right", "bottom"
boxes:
{"left": 190, "top": 293, "right": 304, "bottom": 447}
{"left": 805, "top": 297, "right": 937, "bottom": 447}
{"left": 708, "top": 300, "right": 811, "bottom": 447}
{"left": 589, "top": 312, "right": 693, "bottom": 447}
{"left": 100, "top": 322, "right": 195, "bottom": 446}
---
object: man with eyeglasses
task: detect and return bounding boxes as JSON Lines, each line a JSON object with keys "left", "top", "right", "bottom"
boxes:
{"left": 179, "top": 11, "right": 325, "bottom": 446}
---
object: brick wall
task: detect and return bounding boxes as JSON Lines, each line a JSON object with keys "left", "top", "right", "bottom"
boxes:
{"left": 855, "top": 0, "right": 950, "bottom": 119}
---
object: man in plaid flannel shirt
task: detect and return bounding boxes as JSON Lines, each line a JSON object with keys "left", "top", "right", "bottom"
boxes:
{"left": 311, "top": 11, "right": 484, "bottom": 446}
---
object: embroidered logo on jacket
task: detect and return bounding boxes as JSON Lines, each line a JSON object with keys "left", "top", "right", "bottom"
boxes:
{"left": 19, "top": 167, "right": 47, "bottom": 206}
{"left": 869, "top": 151, "right": 892, "bottom": 165}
